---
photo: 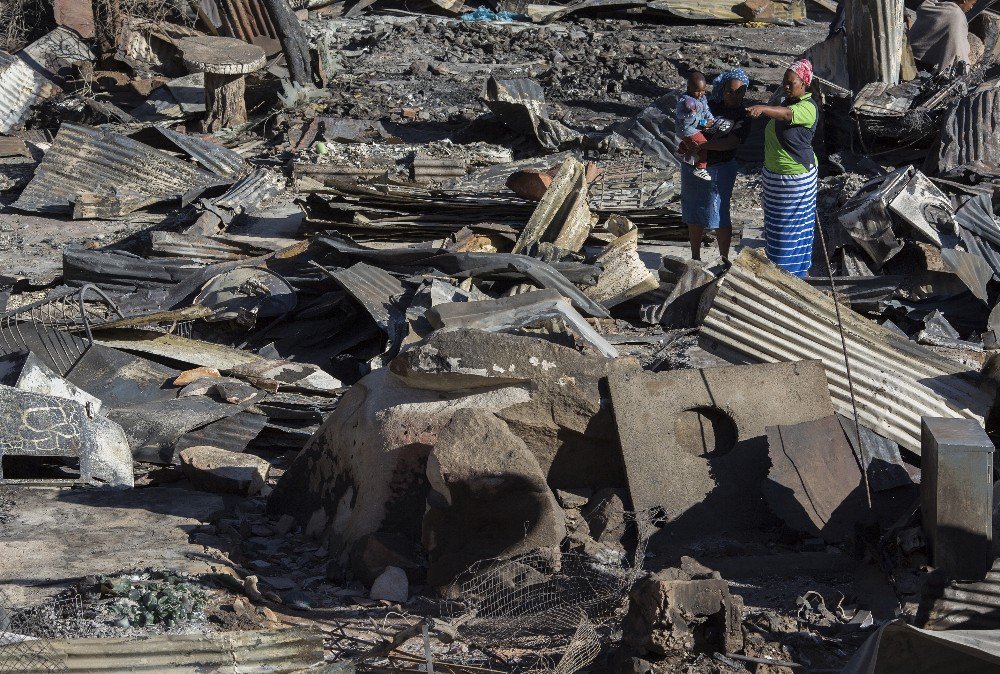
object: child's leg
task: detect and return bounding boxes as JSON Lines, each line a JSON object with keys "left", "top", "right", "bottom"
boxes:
{"left": 696, "top": 147, "right": 709, "bottom": 170}
{"left": 684, "top": 132, "right": 708, "bottom": 168}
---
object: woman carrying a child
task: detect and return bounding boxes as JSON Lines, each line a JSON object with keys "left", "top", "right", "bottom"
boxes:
{"left": 678, "top": 68, "right": 751, "bottom": 265}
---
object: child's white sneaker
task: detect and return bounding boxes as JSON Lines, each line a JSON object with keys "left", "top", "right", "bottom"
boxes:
{"left": 693, "top": 168, "right": 711, "bottom": 181}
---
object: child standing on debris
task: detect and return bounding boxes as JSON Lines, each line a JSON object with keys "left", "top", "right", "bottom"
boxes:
{"left": 676, "top": 71, "right": 715, "bottom": 181}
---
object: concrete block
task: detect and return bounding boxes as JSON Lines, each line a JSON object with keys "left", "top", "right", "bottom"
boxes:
{"left": 921, "top": 417, "right": 995, "bottom": 581}
{"left": 180, "top": 445, "right": 269, "bottom": 496}
{"left": 608, "top": 360, "right": 835, "bottom": 540}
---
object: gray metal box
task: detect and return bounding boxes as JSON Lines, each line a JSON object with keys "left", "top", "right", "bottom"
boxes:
{"left": 921, "top": 417, "right": 995, "bottom": 581}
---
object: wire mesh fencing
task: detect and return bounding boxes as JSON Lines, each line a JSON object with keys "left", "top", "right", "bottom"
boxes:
{"left": 442, "top": 508, "right": 660, "bottom": 673}
{"left": 0, "top": 589, "right": 80, "bottom": 673}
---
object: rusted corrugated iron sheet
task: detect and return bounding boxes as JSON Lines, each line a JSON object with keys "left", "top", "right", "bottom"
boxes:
{"left": 699, "top": 248, "right": 993, "bottom": 453}
{"left": 13, "top": 124, "right": 228, "bottom": 214}
{"left": 42, "top": 627, "right": 324, "bottom": 673}
{"left": 844, "top": 0, "right": 903, "bottom": 89}
{"left": 214, "top": 167, "right": 285, "bottom": 213}
{"left": 0, "top": 50, "right": 58, "bottom": 134}
{"left": 200, "top": 0, "right": 279, "bottom": 42}
{"left": 155, "top": 126, "right": 249, "bottom": 179}
{"left": 934, "top": 77, "right": 1000, "bottom": 179}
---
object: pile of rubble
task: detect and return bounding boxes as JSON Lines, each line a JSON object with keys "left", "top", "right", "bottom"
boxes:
{"left": 5, "top": 0, "right": 1000, "bottom": 672}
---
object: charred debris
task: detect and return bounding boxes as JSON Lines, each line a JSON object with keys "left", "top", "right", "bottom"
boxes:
{"left": 4, "top": 0, "right": 1000, "bottom": 672}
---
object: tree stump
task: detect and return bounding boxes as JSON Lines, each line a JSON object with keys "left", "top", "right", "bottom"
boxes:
{"left": 179, "top": 36, "right": 267, "bottom": 132}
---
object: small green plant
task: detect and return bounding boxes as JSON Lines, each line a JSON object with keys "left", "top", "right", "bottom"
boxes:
{"left": 100, "top": 572, "right": 208, "bottom": 629}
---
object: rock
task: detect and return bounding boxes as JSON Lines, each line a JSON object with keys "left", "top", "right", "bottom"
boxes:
{"left": 370, "top": 566, "right": 408, "bottom": 603}
{"left": 261, "top": 576, "right": 295, "bottom": 591}
{"left": 350, "top": 532, "right": 424, "bottom": 585}
{"left": 305, "top": 508, "right": 327, "bottom": 539}
{"left": 582, "top": 488, "right": 627, "bottom": 544}
{"left": 679, "top": 555, "right": 721, "bottom": 580}
{"left": 179, "top": 446, "right": 269, "bottom": 496}
{"left": 273, "top": 514, "right": 296, "bottom": 535}
{"left": 423, "top": 408, "right": 567, "bottom": 587}
{"left": 269, "top": 330, "right": 624, "bottom": 572}
{"left": 410, "top": 60, "right": 430, "bottom": 76}
{"left": 623, "top": 569, "right": 744, "bottom": 656}
{"left": 556, "top": 488, "right": 592, "bottom": 509}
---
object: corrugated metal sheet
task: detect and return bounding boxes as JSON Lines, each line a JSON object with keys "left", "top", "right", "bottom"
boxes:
{"left": 13, "top": 124, "right": 226, "bottom": 214}
{"left": 803, "top": 275, "right": 904, "bottom": 313}
{"left": 174, "top": 410, "right": 268, "bottom": 455}
{"left": 935, "top": 77, "right": 1000, "bottom": 179}
{"left": 844, "top": 0, "right": 903, "bottom": 89}
{"left": 155, "top": 126, "right": 249, "bottom": 179}
{"left": 954, "top": 192, "right": 1000, "bottom": 247}
{"left": 925, "top": 560, "right": 1000, "bottom": 629}
{"left": 214, "top": 167, "right": 285, "bottom": 213}
{"left": 700, "top": 248, "right": 993, "bottom": 453}
{"left": 41, "top": 628, "right": 324, "bottom": 673}
{"left": 615, "top": 91, "right": 682, "bottom": 169}
{"left": 328, "top": 262, "right": 405, "bottom": 331}
{"left": 957, "top": 227, "right": 1000, "bottom": 280}
{"left": 200, "top": 0, "right": 279, "bottom": 42}
{"left": 0, "top": 50, "right": 58, "bottom": 134}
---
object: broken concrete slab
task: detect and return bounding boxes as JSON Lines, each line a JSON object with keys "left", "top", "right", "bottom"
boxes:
{"left": 0, "top": 384, "right": 133, "bottom": 488}
{"left": 764, "top": 415, "right": 868, "bottom": 543}
{"left": 623, "top": 567, "right": 744, "bottom": 656}
{"left": 0, "top": 351, "right": 103, "bottom": 413}
{"left": 0, "top": 486, "right": 225, "bottom": 604}
{"left": 423, "top": 408, "right": 567, "bottom": 587}
{"left": 608, "top": 360, "right": 835, "bottom": 537}
{"left": 700, "top": 248, "right": 994, "bottom": 454}
{"left": 179, "top": 445, "right": 269, "bottom": 496}
{"left": 18, "top": 27, "right": 94, "bottom": 83}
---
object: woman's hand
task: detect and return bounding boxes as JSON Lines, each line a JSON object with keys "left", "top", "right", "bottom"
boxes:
{"left": 746, "top": 105, "right": 768, "bottom": 118}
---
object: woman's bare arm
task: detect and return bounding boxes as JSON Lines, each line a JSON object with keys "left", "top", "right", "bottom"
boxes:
{"left": 746, "top": 105, "right": 792, "bottom": 121}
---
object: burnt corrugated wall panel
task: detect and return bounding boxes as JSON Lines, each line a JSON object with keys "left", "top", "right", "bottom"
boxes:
{"left": 700, "top": 249, "right": 992, "bottom": 453}
{"left": 12, "top": 124, "right": 225, "bottom": 214}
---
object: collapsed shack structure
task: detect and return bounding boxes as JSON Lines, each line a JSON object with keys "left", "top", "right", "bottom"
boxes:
{"left": 7, "top": 0, "right": 1000, "bottom": 672}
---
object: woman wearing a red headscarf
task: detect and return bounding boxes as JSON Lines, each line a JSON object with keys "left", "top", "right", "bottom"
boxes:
{"left": 745, "top": 59, "right": 819, "bottom": 278}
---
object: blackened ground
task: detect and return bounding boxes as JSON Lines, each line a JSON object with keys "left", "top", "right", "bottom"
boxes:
{"left": 310, "top": 10, "right": 829, "bottom": 129}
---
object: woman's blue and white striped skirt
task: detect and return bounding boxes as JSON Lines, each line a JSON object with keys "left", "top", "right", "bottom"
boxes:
{"left": 762, "top": 166, "right": 818, "bottom": 278}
